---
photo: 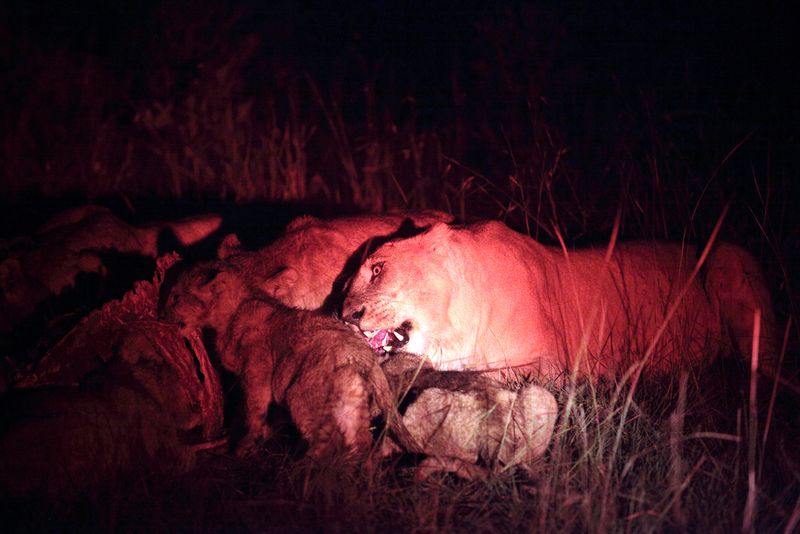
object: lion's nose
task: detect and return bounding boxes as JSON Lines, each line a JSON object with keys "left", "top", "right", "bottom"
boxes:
{"left": 344, "top": 306, "right": 365, "bottom": 326}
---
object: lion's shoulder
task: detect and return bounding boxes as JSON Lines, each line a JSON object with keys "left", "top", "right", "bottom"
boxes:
{"left": 431, "top": 220, "right": 547, "bottom": 266}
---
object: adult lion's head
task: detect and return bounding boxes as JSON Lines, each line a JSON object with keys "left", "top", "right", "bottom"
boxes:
{"left": 342, "top": 223, "right": 478, "bottom": 368}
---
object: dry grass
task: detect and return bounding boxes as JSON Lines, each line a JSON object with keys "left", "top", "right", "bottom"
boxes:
{"left": 21, "top": 359, "right": 778, "bottom": 533}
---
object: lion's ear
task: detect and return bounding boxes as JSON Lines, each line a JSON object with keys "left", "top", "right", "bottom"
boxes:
{"left": 261, "top": 267, "right": 299, "bottom": 302}
{"left": 425, "top": 222, "right": 454, "bottom": 256}
{"left": 217, "top": 233, "right": 243, "bottom": 259}
{"left": 286, "top": 215, "right": 321, "bottom": 232}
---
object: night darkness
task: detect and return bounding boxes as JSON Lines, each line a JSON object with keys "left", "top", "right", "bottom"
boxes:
{"left": 1, "top": 1, "right": 799, "bottom": 531}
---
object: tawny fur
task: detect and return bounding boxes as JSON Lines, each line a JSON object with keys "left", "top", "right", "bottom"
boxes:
{"left": 381, "top": 353, "right": 557, "bottom": 479}
{"left": 343, "top": 221, "right": 780, "bottom": 379}
{"left": 161, "top": 261, "right": 421, "bottom": 458}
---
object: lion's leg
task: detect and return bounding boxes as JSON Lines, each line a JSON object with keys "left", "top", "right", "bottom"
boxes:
{"left": 236, "top": 356, "right": 274, "bottom": 457}
{"left": 704, "top": 243, "right": 781, "bottom": 376}
{"left": 331, "top": 370, "right": 374, "bottom": 455}
{"left": 507, "top": 384, "right": 558, "bottom": 467}
{"left": 284, "top": 386, "right": 343, "bottom": 462}
{"left": 287, "top": 369, "right": 372, "bottom": 461}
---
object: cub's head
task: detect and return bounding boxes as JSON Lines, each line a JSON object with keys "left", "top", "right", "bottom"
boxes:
{"left": 160, "top": 260, "right": 254, "bottom": 335}
{"left": 341, "top": 223, "right": 462, "bottom": 361}
{"left": 218, "top": 228, "right": 340, "bottom": 311}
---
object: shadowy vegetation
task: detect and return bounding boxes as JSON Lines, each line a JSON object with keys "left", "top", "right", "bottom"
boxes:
{"left": 0, "top": 0, "right": 798, "bottom": 531}
{"left": 14, "top": 363, "right": 795, "bottom": 532}
{"left": 2, "top": 2, "right": 796, "bottom": 239}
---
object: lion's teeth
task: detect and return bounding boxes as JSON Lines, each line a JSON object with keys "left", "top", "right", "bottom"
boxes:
{"left": 363, "top": 330, "right": 373, "bottom": 338}
{"left": 392, "top": 330, "right": 404, "bottom": 341}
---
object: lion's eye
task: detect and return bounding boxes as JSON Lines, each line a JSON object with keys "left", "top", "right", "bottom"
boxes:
{"left": 370, "top": 262, "right": 384, "bottom": 282}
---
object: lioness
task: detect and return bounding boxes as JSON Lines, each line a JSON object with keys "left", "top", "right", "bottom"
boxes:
{"left": 161, "top": 260, "right": 421, "bottom": 458}
{"left": 342, "top": 221, "right": 780, "bottom": 378}
{"left": 217, "top": 210, "right": 452, "bottom": 310}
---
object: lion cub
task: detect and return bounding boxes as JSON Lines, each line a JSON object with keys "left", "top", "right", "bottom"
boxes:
{"left": 161, "top": 260, "right": 419, "bottom": 459}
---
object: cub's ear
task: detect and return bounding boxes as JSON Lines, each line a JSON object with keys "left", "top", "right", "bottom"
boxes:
{"left": 217, "top": 233, "right": 243, "bottom": 259}
{"left": 260, "top": 267, "right": 299, "bottom": 302}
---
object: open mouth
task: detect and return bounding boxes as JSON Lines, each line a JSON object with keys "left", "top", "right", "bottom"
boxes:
{"left": 349, "top": 321, "right": 412, "bottom": 354}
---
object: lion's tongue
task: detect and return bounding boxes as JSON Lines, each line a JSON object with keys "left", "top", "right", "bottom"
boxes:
{"left": 367, "top": 329, "right": 392, "bottom": 351}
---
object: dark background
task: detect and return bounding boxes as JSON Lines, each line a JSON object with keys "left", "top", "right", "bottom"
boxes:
{"left": 1, "top": 3, "right": 799, "bottom": 529}
{"left": 1, "top": 0, "right": 797, "bottom": 245}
